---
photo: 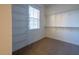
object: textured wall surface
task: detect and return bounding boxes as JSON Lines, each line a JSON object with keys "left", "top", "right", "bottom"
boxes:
{"left": 12, "top": 4, "right": 45, "bottom": 51}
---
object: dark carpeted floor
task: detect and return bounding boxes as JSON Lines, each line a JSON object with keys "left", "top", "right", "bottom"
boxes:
{"left": 13, "top": 37, "right": 79, "bottom": 55}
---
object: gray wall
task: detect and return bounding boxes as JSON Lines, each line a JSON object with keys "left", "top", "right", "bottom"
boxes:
{"left": 45, "top": 4, "right": 79, "bottom": 46}
{"left": 46, "top": 4, "right": 79, "bottom": 15}
{"left": 12, "top": 4, "right": 45, "bottom": 51}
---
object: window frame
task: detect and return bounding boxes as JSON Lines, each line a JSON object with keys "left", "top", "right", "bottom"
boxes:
{"left": 28, "top": 6, "right": 40, "bottom": 30}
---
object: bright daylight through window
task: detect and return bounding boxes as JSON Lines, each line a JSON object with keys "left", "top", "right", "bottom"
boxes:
{"left": 29, "top": 6, "right": 40, "bottom": 30}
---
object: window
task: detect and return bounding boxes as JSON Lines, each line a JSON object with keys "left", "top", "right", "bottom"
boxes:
{"left": 29, "top": 6, "right": 40, "bottom": 30}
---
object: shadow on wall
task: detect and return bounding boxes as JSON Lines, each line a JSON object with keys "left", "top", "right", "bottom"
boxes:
{"left": 12, "top": 4, "right": 45, "bottom": 51}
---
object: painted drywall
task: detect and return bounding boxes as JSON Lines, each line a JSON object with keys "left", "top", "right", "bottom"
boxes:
{"left": 46, "top": 27, "right": 79, "bottom": 46}
{"left": 46, "top": 4, "right": 79, "bottom": 15}
{"left": 12, "top": 4, "right": 45, "bottom": 51}
{"left": 46, "top": 10, "right": 79, "bottom": 27}
{"left": 45, "top": 4, "right": 79, "bottom": 46}
{"left": 28, "top": 4, "right": 45, "bottom": 47}
{"left": 0, "top": 5, "right": 12, "bottom": 55}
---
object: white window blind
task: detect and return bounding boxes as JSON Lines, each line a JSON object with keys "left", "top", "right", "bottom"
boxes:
{"left": 29, "top": 6, "right": 40, "bottom": 30}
